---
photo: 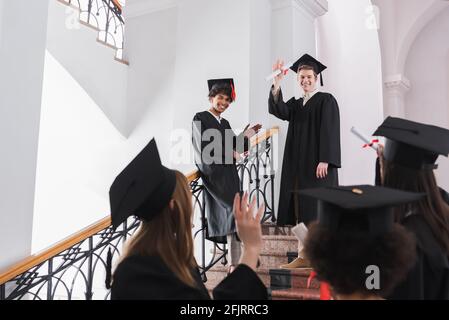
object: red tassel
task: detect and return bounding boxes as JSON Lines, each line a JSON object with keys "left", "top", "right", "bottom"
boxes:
{"left": 363, "top": 139, "right": 379, "bottom": 148}
{"left": 307, "top": 271, "right": 317, "bottom": 289}
{"left": 307, "top": 270, "right": 332, "bottom": 300}
{"left": 320, "top": 282, "right": 332, "bottom": 300}
{"left": 230, "top": 82, "right": 236, "bottom": 101}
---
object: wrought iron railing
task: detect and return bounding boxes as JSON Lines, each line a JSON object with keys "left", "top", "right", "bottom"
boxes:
{"left": 59, "top": 0, "right": 125, "bottom": 59}
{"left": 0, "top": 127, "right": 278, "bottom": 300}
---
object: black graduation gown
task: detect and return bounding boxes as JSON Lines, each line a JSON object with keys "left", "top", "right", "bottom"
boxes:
{"left": 111, "top": 255, "right": 268, "bottom": 300}
{"left": 387, "top": 213, "right": 449, "bottom": 300}
{"left": 374, "top": 159, "right": 449, "bottom": 299}
{"left": 192, "top": 111, "right": 249, "bottom": 243}
{"left": 268, "top": 88, "right": 341, "bottom": 226}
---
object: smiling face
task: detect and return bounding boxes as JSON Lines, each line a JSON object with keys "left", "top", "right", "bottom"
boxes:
{"left": 209, "top": 93, "right": 232, "bottom": 115}
{"left": 297, "top": 67, "right": 318, "bottom": 93}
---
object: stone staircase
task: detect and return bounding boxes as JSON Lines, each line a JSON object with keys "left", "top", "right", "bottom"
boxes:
{"left": 205, "top": 223, "right": 322, "bottom": 300}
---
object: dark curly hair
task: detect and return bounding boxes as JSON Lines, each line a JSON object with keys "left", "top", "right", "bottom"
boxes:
{"left": 304, "top": 221, "right": 416, "bottom": 298}
{"left": 208, "top": 83, "right": 234, "bottom": 102}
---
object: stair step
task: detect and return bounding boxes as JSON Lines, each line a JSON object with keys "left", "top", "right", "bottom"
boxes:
{"left": 261, "top": 222, "right": 293, "bottom": 236}
{"left": 262, "top": 235, "right": 298, "bottom": 253}
{"left": 208, "top": 249, "right": 296, "bottom": 268}
{"left": 205, "top": 266, "right": 320, "bottom": 291}
{"left": 271, "top": 288, "right": 321, "bottom": 300}
{"left": 96, "top": 38, "right": 119, "bottom": 51}
{"left": 114, "top": 57, "right": 129, "bottom": 66}
{"left": 79, "top": 19, "right": 100, "bottom": 32}
{"left": 56, "top": 0, "right": 79, "bottom": 11}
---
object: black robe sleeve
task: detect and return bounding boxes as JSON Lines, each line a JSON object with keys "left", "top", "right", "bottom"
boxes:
{"left": 213, "top": 264, "right": 268, "bottom": 300}
{"left": 192, "top": 113, "right": 221, "bottom": 174}
{"left": 318, "top": 94, "right": 341, "bottom": 168}
{"left": 221, "top": 119, "right": 249, "bottom": 154}
{"left": 268, "top": 86, "right": 293, "bottom": 121}
{"left": 233, "top": 131, "right": 250, "bottom": 154}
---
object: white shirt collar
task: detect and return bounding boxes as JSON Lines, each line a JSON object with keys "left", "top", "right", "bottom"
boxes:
{"left": 208, "top": 110, "right": 222, "bottom": 123}
{"left": 302, "top": 88, "right": 319, "bottom": 106}
{"left": 303, "top": 88, "right": 319, "bottom": 99}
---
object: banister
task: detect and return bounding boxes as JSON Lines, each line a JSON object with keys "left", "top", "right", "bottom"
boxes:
{"left": 0, "top": 126, "right": 279, "bottom": 286}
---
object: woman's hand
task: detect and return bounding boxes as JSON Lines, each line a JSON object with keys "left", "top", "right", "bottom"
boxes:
{"left": 233, "top": 192, "right": 264, "bottom": 271}
{"left": 243, "top": 124, "right": 262, "bottom": 139}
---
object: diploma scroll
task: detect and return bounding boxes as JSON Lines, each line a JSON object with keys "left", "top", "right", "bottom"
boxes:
{"left": 350, "top": 127, "right": 378, "bottom": 151}
{"left": 265, "top": 61, "right": 293, "bottom": 81}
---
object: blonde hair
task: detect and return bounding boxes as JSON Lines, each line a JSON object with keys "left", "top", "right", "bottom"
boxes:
{"left": 116, "top": 171, "right": 197, "bottom": 287}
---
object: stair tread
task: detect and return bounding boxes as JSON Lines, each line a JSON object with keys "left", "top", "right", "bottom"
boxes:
{"left": 208, "top": 265, "right": 313, "bottom": 277}
{"left": 271, "top": 288, "right": 321, "bottom": 300}
{"left": 262, "top": 234, "right": 297, "bottom": 240}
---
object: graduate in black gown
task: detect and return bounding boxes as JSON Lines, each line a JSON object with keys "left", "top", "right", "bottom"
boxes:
{"left": 268, "top": 54, "right": 341, "bottom": 226}
{"left": 268, "top": 54, "right": 341, "bottom": 269}
{"left": 302, "top": 185, "right": 423, "bottom": 300}
{"left": 108, "top": 139, "right": 267, "bottom": 300}
{"left": 374, "top": 117, "right": 449, "bottom": 299}
{"left": 192, "top": 79, "right": 261, "bottom": 272}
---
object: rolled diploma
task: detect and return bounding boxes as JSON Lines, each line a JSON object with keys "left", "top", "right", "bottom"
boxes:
{"left": 265, "top": 61, "right": 293, "bottom": 81}
{"left": 350, "top": 126, "right": 378, "bottom": 151}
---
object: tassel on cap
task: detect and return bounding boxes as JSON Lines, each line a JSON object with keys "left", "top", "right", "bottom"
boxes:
{"left": 105, "top": 247, "right": 113, "bottom": 289}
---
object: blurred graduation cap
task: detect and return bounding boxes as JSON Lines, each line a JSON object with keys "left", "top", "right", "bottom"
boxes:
{"left": 297, "top": 185, "right": 424, "bottom": 236}
{"left": 373, "top": 117, "right": 449, "bottom": 170}
{"left": 290, "top": 54, "right": 327, "bottom": 86}
{"left": 207, "top": 78, "right": 236, "bottom": 101}
{"left": 109, "top": 138, "right": 177, "bottom": 229}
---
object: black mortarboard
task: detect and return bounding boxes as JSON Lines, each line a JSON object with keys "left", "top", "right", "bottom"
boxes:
{"left": 207, "top": 78, "right": 236, "bottom": 101}
{"left": 297, "top": 185, "right": 424, "bottom": 236}
{"left": 373, "top": 117, "right": 449, "bottom": 170}
{"left": 109, "top": 138, "right": 177, "bottom": 229}
{"left": 290, "top": 54, "right": 327, "bottom": 86}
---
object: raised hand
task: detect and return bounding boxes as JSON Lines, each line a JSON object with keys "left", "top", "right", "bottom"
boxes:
{"left": 233, "top": 192, "right": 264, "bottom": 270}
{"left": 272, "top": 59, "right": 286, "bottom": 90}
{"left": 244, "top": 124, "right": 262, "bottom": 139}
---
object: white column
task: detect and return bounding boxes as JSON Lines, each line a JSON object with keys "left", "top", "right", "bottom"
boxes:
{"left": 384, "top": 74, "right": 411, "bottom": 117}
{"left": 0, "top": 0, "right": 49, "bottom": 270}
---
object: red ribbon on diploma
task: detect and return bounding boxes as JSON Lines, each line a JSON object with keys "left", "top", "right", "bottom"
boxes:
{"left": 363, "top": 139, "right": 379, "bottom": 149}
{"left": 283, "top": 69, "right": 289, "bottom": 76}
{"left": 307, "top": 271, "right": 332, "bottom": 300}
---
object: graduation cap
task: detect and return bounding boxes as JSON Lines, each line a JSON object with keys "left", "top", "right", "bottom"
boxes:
{"left": 207, "top": 78, "right": 236, "bottom": 101}
{"left": 290, "top": 54, "right": 327, "bottom": 86}
{"left": 109, "top": 138, "right": 177, "bottom": 229}
{"left": 297, "top": 185, "right": 424, "bottom": 236}
{"left": 373, "top": 117, "right": 449, "bottom": 170}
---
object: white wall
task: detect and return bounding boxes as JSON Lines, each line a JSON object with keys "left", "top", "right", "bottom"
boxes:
{"left": 404, "top": 7, "right": 449, "bottom": 190}
{"left": 373, "top": 0, "right": 449, "bottom": 117}
{"left": 33, "top": 51, "right": 125, "bottom": 252}
{"left": 170, "top": 0, "right": 252, "bottom": 173}
{"left": 33, "top": 5, "right": 180, "bottom": 253}
{"left": 46, "top": 0, "right": 128, "bottom": 136}
{"left": 0, "top": 0, "right": 49, "bottom": 270}
{"left": 123, "top": 6, "right": 178, "bottom": 163}
{"left": 249, "top": 0, "right": 272, "bottom": 128}
{"left": 316, "top": 0, "right": 384, "bottom": 185}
